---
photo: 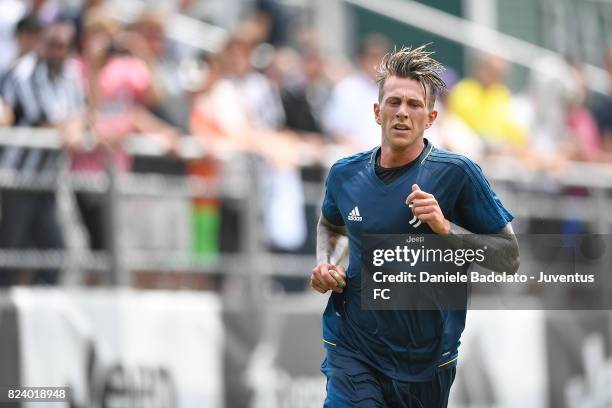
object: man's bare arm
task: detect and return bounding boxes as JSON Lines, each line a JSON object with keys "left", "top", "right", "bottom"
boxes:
{"left": 317, "top": 216, "right": 348, "bottom": 267}
{"left": 311, "top": 216, "right": 348, "bottom": 294}
{"left": 443, "top": 222, "right": 520, "bottom": 274}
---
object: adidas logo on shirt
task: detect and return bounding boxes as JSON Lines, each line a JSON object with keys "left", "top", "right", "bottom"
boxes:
{"left": 348, "top": 206, "right": 362, "bottom": 222}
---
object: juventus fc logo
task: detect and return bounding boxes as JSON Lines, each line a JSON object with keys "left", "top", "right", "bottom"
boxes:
{"left": 408, "top": 204, "right": 421, "bottom": 228}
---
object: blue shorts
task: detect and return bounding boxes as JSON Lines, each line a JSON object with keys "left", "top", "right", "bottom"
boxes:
{"left": 321, "top": 350, "right": 456, "bottom": 408}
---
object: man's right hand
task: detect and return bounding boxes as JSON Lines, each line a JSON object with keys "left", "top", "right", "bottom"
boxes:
{"left": 310, "top": 264, "right": 346, "bottom": 294}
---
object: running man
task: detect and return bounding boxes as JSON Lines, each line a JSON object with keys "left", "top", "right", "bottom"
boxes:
{"left": 312, "top": 45, "right": 520, "bottom": 407}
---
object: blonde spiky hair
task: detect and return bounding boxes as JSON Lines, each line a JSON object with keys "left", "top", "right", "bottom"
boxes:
{"left": 375, "top": 44, "right": 446, "bottom": 110}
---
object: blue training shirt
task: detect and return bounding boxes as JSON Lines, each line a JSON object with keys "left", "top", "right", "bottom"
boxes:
{"left": 320, "top": 139, "right": 513, "bottom": 382}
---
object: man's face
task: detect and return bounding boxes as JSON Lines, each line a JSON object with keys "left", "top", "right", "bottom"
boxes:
{"left": 374, "top": 76, "right": 437, "bottom": 150}
{"left": 17, "top": 32, "right": 40, "bottom": 56}
{"left": 42, "top": 24, "right": 73, "bottom": 70}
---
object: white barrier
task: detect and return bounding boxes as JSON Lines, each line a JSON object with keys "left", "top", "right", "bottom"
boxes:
{"left": 9, "top": 288, "right": 224, "bottom": 408}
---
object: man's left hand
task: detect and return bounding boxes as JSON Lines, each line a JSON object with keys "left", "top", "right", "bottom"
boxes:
{"left": 405, "top": 184, "right": 450, "bottom": 235}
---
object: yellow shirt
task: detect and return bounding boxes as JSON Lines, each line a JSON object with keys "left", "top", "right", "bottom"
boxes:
{"left": 448, "top": 78, "right": 527, "bottom": 146}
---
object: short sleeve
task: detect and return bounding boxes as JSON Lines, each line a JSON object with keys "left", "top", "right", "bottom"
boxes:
{"left": 321, "top": 167, "right": 345, "bottom": 226}
{"left": 458, "top": 162, "right": 513, "bottom": 233}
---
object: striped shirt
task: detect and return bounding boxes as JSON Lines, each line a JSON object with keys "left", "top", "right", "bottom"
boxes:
{"left": 2, "top": 53, "right": 84, "bottom": 125}
{"left": 0, "top": 53, "right": 84, "bottom": 173}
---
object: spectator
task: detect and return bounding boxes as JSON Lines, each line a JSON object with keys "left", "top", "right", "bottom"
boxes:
{"left": 132, "top": 12, "right": 191, "bottom": 131}
{"left": 565, "top": 64, "right": 604, "bottom": 162}
{"left": 0, "top": 13, "right": 42, "bottom": 107}
{"left": 514, "top": 55, "right": 607, "bottom": 170}
{"left": 194, "top": 31, "right": 294, "bottom": 165}
{"left": 0, "top": 0, "right": 61, "bottom": 73}
{"left": 323, "top": 34, "right": 390, "bottom": 150}
{"left": 448, "top": 54, "right": 529, "bottom": 152}
{"left": 0, "top": 18, "right": 84, "bottom": 285}
{"left": 73, "top": 10, "right": 177, "bottom": 255}
{"left": 1, "top": 17, "right": 83, "bottom": 144}
{"left": 190, "top": 32, "right": 308, "bottom": 251}
{"left": 71, "top": 0, "right": 106, "bottom": 51}
{"left": 9, "top": 14, "right": 42, "bottom": 71}
{"left": 515, "top": 55, "right": 573, "bottom": 165}
{"left": 274, "top": 47, "right": 332, "bottom": 137}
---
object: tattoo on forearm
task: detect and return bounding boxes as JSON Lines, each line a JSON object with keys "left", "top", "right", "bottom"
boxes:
{"left": 317, "top": 216, "right": 348, "bottom": 266}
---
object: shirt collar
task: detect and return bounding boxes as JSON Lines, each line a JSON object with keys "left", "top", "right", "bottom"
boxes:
{"left": 370, "top": 138, "right": 434, "bottom": 168}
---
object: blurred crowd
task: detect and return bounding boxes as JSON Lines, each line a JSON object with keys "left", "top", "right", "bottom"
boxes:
{"left": 0, "top": 0, "right": 611, "bottom": 286}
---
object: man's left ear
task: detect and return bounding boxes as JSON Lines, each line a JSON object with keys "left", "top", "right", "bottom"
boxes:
{"left": 426, "top": 110, "right": 438, "bottom": 128}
